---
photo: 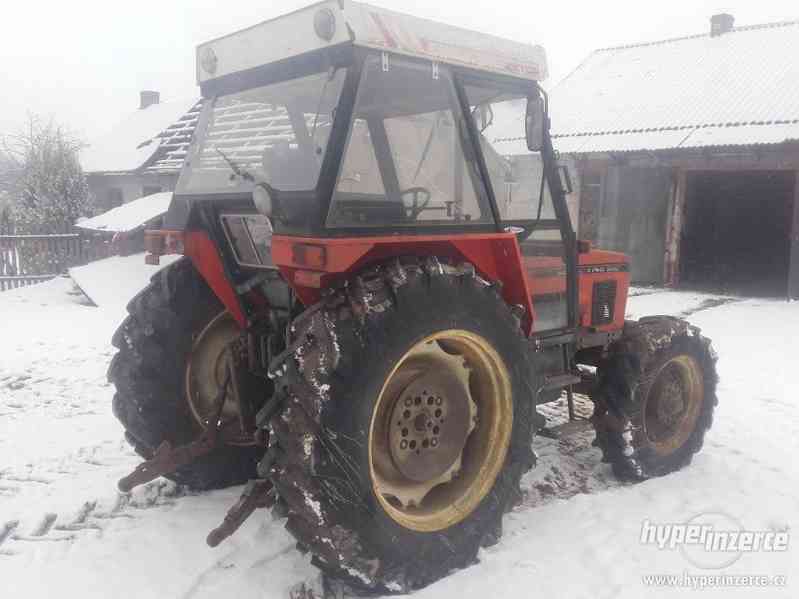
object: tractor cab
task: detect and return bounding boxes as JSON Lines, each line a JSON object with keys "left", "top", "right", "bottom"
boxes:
{"left": 164, "top": 1, "right": 628, "bottom": 338}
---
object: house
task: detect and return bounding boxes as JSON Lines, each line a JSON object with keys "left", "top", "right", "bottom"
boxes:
{"left": 550, "top": 14, "right": 799, "bottom": 299}
{"left": 81, "top": 91, "right": 201, "bottom": 211}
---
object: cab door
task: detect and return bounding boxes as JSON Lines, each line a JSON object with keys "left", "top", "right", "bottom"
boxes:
{"left": 461, "top": 81, "right": 571, "bottom": 333}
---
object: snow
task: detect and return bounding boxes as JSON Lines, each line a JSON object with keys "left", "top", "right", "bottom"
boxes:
{"left": 81, "top": 100, "right": 197, "bottom": 174}
{"left": 550, "top": 20, "right": 799, "bottom": 152}
{"left": 75, "top": 192, "right": 172, "bottom": 234}
{"left": 68, "top": 252, "right": 180, "bottom": 308}
{"left": 1, "top": 276, "right": 797, "bottom": 598}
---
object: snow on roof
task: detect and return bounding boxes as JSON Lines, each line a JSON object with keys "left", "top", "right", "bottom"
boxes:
{"left": 75, "top": 191, "right": 172, "bottom": 233}
{"left": 81, "top": 100, "right": 201, "bottom": 174}
{"left": 550, "top": 20, "right": 799, "bottom": 154}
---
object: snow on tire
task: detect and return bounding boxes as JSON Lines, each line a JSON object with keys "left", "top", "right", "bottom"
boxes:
{"left": 591, "top": 316, "right": 718, "bottom": 480}
{"left": 264, "top": 257, "right": 539, "bottom": 593}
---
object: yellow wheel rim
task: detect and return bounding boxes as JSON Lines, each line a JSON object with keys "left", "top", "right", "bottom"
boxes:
{"left": 643, "top": 354, "right": 704, "bottom": 457}
{"left": 185, "top": 311, "right": 255, "bottom": 446}
{"left": 368, "top": 330, "right": 513, "bottom": 532}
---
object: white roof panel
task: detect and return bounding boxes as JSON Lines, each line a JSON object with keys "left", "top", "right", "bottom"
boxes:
{"left": 197, "top": 1, "right": 547, "bottom": 85}
{"left": 550, "top": 20, "right": 799, "bottom": 153}
{"left": 346, "top": 3, "right": 546, "bottom": 80}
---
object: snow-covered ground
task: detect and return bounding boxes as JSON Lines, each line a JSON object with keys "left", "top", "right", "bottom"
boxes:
{"left": 1, "top": 269, "right": 796, "bottom": 597}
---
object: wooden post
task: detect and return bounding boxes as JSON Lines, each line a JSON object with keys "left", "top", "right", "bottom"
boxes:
{"left": 664, "top": 169, "right": 687, "bottom": 287}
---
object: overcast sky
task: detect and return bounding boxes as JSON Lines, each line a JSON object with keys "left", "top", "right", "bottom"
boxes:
{"left": 1, "top": 0, "right": 796, "bottom": 142}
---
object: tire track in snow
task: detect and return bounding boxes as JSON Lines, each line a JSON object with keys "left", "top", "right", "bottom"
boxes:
{"left": 0, "top": 479, "right": 181, "bottom": 558}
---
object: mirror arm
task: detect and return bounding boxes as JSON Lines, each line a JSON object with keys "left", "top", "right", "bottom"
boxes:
{"left": 559, "top": 165, "right": 574, "bottom": 195}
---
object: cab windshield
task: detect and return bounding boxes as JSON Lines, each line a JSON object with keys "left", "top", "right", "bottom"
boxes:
{"left": 178, "top": 68, "right": 346, "bottom": 195}
{"left": 325, "top": 56, "right": 551, "bottom": 229}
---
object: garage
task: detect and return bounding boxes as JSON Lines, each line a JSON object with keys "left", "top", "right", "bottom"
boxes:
{"left": 550, "top": 14, "right": 799, "bottom": 299}
{"left": 680, "top": 171, "right": 796, "bottom": 296}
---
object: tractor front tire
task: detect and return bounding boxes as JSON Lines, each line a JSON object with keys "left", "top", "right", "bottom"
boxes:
{"left": 591, "top": 316, "right": 718, "bottom": 480}
{"left": 108, "top": 257, "right": 264, "bottom": 490}
{"left": 265, "top": 258, "right": 538, "bottom": 593}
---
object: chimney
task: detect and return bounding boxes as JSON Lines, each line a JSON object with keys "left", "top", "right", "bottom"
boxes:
{"left": 139, "top": 90, "right": 160, "bottom": 110}
{"left": 710, "top": 13, "right": 735, "bottom": 36}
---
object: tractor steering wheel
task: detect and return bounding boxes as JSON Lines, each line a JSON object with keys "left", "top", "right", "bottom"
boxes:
{"left": 401, "top": 186, "right": 433, "bottom": 220}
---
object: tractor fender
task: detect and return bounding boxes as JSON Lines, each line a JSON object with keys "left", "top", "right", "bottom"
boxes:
{"left": 270, "top": 232, "right": 536, "bottom": 335}
{"left": 183, "top": 230, "right": 247, "bottom": 328}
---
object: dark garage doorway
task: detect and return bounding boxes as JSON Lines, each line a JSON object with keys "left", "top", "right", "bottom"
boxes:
{"left": 680, "top": 170, "right": 796, "bottom": 297}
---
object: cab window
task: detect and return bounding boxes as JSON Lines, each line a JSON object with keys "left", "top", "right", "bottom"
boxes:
{"left": 463, "top": 84, "right": 552, "bottom": 223}
{"left": 327, "top": 57, "right": 490, "bottom": 228}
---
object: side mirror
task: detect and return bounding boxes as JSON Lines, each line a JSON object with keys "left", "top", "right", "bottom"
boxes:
{"left": 525, "top": 94, "right": 546, "bottom": 152}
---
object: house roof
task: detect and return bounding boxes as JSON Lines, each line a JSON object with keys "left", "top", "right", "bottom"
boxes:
{"left": 75, "top": 191, "right": 172, "bottom": 233}
{"left": 81, "top": 100, "right": 201, "bottom": 174}
{"left": 550, "top": 19, "right": 799, "bottom": 154}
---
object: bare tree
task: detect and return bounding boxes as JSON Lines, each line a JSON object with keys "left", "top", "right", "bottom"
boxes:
{"left": 1, "top": 117, "right": 95, "bottom": 274}
{"left": 2, "top": 115, "right": 94, "bottom": 235}
{"left": 0, "top": 150, "right": 17, "bottom": 234}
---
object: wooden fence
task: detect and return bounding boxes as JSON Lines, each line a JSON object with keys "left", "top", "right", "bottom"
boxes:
{"left": 0, "top": 274, "right": 57, "bottom": 292}
{"left": 0, "top": 233, "right": 110, "bottom": 292}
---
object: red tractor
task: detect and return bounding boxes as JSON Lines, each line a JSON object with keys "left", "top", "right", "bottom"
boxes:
{"left": 109, "top": 3, "right": 718, "bottom": 594}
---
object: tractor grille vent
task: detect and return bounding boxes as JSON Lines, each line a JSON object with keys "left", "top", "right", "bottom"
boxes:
{"left": 591, "top": 280, "right": 617, "bottom": 325}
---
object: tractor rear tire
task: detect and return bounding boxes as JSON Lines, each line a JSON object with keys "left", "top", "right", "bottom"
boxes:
{"left": 108, "top": 257, "right": 264, "bottom": 491}
{"left": 265, "top": 258, "right": 538, "bottom": 593}
{"left": 591, "top": 316, "right": 718, "bottom": 480}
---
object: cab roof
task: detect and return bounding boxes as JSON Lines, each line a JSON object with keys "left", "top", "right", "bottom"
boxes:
{"left": 196, "top": 1, "right": 548, "bottom": 86}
